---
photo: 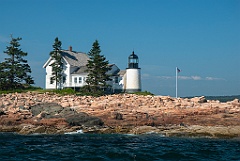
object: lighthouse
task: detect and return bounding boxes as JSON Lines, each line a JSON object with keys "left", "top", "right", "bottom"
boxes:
{"left": 125, "top": 51, "right": 141, "bottom": 93}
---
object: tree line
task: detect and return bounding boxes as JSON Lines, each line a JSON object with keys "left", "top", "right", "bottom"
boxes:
{"left": 0, "top": 36, "right": 111, "bottom": 96}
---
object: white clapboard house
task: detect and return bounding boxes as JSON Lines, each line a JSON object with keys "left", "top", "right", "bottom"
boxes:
{"left": 43, "top": 46, "right": 125, "bottom": 92}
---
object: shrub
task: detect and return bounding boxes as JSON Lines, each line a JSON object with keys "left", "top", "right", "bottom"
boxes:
{"left": 55, "top": 88, "right": 76, "bottom": 95}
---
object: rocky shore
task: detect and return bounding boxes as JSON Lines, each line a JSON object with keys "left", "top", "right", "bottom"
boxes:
{"left": 0, "top": 92, "right": 239, "bottom": 138}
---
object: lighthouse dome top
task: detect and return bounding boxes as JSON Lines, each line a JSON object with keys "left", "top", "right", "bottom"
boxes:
{"left": 129, "top": 51, "right": 138, "bottom": 59}
{"left": 128, "top": 51, "right": 139, "bottom": 69}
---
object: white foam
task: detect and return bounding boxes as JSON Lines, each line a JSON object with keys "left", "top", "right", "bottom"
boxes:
{"left": 124, "top": 133, "right": 136, "bottom": 136}
{"left": 64, "top": 129, "right": 84, "bottom": 135}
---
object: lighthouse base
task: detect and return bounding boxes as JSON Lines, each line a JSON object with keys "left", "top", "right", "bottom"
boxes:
{"left": 125, "top": 88, "right": 141, "bottom": 93}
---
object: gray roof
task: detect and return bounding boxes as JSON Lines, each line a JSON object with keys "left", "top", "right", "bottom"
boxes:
{"left": 61, "top": 50, "right": 89, "bottom": 67}
{"left": 107, "top": 64, "right": 120, "bottom": 76}
{"left": 73, "top": 64, "right": 121, "bottom": 76}
{"left": 45, "top": 50, "right": 122, "bottom": 76}
{"left": 72, "top": 66, "right": 88, "bottom": 74}
{"left": 118, "top": 70, "right": 126, "bottom": 76}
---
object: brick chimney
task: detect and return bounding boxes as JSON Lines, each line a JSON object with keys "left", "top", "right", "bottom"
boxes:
{"left": 69, "top": 46, "right": 72, "bottom": 52}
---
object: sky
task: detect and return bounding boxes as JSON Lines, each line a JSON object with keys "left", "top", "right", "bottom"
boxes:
{"left": 0, "top": 0, "right": 239, "bottom": 97}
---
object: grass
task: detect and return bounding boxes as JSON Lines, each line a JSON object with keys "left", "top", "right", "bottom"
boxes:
{"left": 0, "top": 86, "right": 156, "bottom": 97}
{"left": 0, "top": 86, "right": 76, "bottom": 95}
{"left": 133, "top": 91, "right": 154, "bottom": 96}
{"left": 0, "top": 86, "right": 42, "bottom": 94}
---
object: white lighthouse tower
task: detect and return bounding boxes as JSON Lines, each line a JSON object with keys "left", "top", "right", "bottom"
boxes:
{"left": 125, "top": 51, "right": 141, "bottom": 93}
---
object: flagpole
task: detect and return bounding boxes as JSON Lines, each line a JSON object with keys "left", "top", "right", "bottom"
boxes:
{"left": 176, "top": 67, "right": 178, "bottom": 98}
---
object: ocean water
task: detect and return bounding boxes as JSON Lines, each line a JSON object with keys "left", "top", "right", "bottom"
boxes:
{"left": 0, "top": 133, "right": 239, "bottom": 161}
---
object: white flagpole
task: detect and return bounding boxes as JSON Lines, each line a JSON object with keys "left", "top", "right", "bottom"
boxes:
{"left": 176, "top": 67, "right": 178, "bottom": 98}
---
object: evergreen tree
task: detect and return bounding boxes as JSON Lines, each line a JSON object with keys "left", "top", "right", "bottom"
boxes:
{"left": 0, "top": 36, "right": 34, "bottom": 90}
{"left": 85, "top": 40, "right": 111, "bottom": 95}
{"left": 49, "top": 37, "right": 63, "bottom": 89}
{"left": 0, "top": 62, "right": 8, "bottom": 90}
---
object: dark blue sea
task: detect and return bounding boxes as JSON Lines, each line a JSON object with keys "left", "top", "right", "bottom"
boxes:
{"left": 0, "top": 133, "right": 239, "bottom": 161}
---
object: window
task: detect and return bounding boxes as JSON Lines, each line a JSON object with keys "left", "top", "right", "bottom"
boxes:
{"left": 115, "top": 77, "right": 118, "bottom": 83}
{"left": 50, "top": 77, "right": 54, "bottom": 84}
{"left": 74, "top": 77, "right": 77, "bottom": 83}
{"left": 63, "top": 76, "right": 66, "bottom": 84}
{"left": 79, "top": 77, "right": 82, "bottom": 84}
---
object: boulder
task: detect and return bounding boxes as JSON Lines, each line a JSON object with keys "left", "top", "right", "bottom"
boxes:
{"left": 65, "top": 113, "right": 103, "bottom": 126}
{"left": 191, "top": 96, "right": 207, "bottom": 103}
{"left": 129, "top": 126, "right": 159, "bottom": 134}
{"left": 30, "top": 103, "right": 103, "bottom": 127}
{"left": 231, "top": 99, "right": 240, "bottom": 107}
{"left": 30, "top": 103, "right": 64, "bottom": 118}
{"left": 115, "top": 112, "right": 123, "bottom": 120}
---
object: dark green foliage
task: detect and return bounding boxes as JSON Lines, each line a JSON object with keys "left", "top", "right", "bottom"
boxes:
{"left": 0, "top": 86, "right": 42, "bottom": 94}
{"left": 0, "top": 36, "right": 34, "bottom": 90}
{"left": 49, "top": 37, "right": 63, "bottom": 89}
{"left": 54, "top": 88, "right": 76, "bottom": 95}
{"left": 79, "top": 85, "right": 103, "bottom": 97}
{"left": 84, "top": 40, "right": 111, "bottom": 95}
{"left": 0, "top": 63, "right": 8, "bottom": 89}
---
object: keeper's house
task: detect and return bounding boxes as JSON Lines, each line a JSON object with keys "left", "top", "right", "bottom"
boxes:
{"left": 43, "top": 46, "right": 141, "bottom": 93}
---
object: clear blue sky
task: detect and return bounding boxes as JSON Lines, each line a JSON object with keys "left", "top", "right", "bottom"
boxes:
{"left": 0, "top": 0, "right": 239, "bottom": 97}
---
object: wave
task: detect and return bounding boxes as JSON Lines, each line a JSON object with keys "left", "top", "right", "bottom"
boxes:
{"left": 64, "top": 129, "right": 84, "bottom": 135}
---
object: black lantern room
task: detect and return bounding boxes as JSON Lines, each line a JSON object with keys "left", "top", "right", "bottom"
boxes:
{"left": 128, "top": 51, "right": 139, "bottom": 69}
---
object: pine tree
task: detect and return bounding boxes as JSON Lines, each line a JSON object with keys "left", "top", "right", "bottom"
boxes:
{"left": 0, "top": 36, "right": 34, "bottom": 90}
{"left": 85, "top": 40, "right": 111, "bottom": 95}
{"left": 49, "top": 37, "right": 63, "bottom": 89}
{"left": 0, "top": 63, "right": 8, "bottom": 90}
